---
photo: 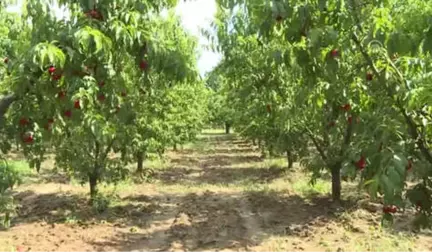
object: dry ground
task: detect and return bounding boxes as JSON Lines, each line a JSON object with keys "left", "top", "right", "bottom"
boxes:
{"left": 1, "top": 130, "right": 432, "bottom": 251}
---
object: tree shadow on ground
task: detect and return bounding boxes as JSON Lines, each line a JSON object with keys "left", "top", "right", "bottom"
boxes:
{"left": 202, "top": 147, "right": 257, "bottom": 155}
{"left": 169, "top": 157, "right": 201, "bottom": 167}
{"left": 25, "top": 168, "right": 71, "bottom": 185}
{"left": 4, "top": 185, "right": 422, "bottom": 251}
{"left": 199, "top": 134, "right": 237, "bottom": 142}
{"left": 231, "top": 139, "right": 251, "bottom": 144}
{"left": 155, "top": 166, "right": 286, "bottom": 186}
{"left": 170, "top": 149, "right": 196, "bottom": 155}
{"left": 10, "top": 190, "right": 173, "bottom": 229}
{"left": 169, "top": 151, "right": 264, "bottom": 169}
{"left": 89, "top": 190, "right": 356, "bottom": 251}
{"left": 199, "top": 154, "right": 263, "bottom": 165}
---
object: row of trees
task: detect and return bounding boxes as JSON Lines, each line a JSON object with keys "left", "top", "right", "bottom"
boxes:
{"left": 207, "top": 0, "right": 432, "bottom": 226}
{"left": 0, "top": 0, "right": 209, "bottom": 224}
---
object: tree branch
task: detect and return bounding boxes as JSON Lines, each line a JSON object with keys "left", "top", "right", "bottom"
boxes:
{"left": 0, "top": 93, "right": 16, "bottom": 120}
{"left": 351, "top": 33, "right": 432, "bottom": 164}
{"left": 103, "top": 137, "right": 116, "bottom": 160}
{"left": 307, "top": 130, "right": 328, "bottom": 164}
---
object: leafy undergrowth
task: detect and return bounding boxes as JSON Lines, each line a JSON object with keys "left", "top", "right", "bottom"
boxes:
{"left": 0, "top": 130, "right": 431, "bottom": 251}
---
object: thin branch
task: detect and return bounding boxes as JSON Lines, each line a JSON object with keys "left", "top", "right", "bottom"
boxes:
{"left": 307, "top": 130, "right": 328, "bottom": 164}
{"left": 103, "top": 137, "right": 116, "bottom": 160}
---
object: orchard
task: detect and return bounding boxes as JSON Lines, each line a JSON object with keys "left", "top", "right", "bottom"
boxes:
{"left": 208, "top": 0, "right": 432, "bottom": 227}
{"left": 0, "top": 0, "right": 432, "bottom": 251}
{"left": 0, "top": 0, "right": 207, "bottom": 215}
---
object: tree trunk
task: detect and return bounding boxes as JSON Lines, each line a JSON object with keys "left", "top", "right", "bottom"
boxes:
{"left": 0, "top": 93, "right": 16, "bottom": 122}
{"left": 268, "top": 145, "right": 274, "bottom": 157}
{"left": 252, "top": 139, "right": 257, "bottom": 145}
{"left": 88, "top": 172, "right": 98, "bottom": 203}
{"left": 331, "top": 164, "right": 342, "bottom": 202}
{"left": 173, "top": 143, "right": 177, "bottom": 151}
{"left": 225, "top": 122, "right": 231, "bottom": 134}
{"left": 260, "top": 144, "right": 267, "bottom": 158}
{"left": 121, "top": 148, "right": 127, "bottom": 162}
{"left": 287, "top": 150, "right": 293, "bottom": 169}
{"left": 136, "top": 152, "right": 144, "bottom": 173}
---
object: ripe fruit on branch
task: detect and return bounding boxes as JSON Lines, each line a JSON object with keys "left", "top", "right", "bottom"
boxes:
{"left": 341, "top": 103, "right": 351, "bottom": 111}
{"left": 330, "top": 49, "right": 339, "bottom": 58}
{"left": 52, "top": 74, "right": 62, "bottom": 81}
{"left": 22, "top": 132, "right": 33, "bottom": 143}
{"left": 366, "top": 72, "right": 373, "bottom": 81}
{"left": 58, "top": 91, "right": 66, "bottom": 99}
{"left": 85, "top": 9, "right": 103, "bottom": 20}
{"left": 347, "top": 115, "right": 353, "bottom": 124}
{"left": 19, "top": 118, "right": 29, "bottom": 126}
{"left": 97, "top": 94, "right": 106, "bottom": 102}
{"left": 355, "top": 156, "right": 366, "bottom": 170}
{"left": 98, "top": 81, "right": 105, "bottom": 87}
{"left": 4, "top": 57, "right": 8, "bottom": 64}
{"left": 328, "top": 121, "right": 336, "bottom": 127}
{"left": 74, "top": 100, "right": 81, "bottom": 109}
{"left": 90, "top": 9, "right": 98, "bottom": 17}
{"left": 45, "top": 118, "right": 54, "bottom": 130}
{"left": 383, "top": 205, "right": 397, "bottom": 213}
{"left": 64, "top": 110, "right": 72, "bottom": 118}
{"left": 121, "top": 91, "right": 127, "bottom": 97}
{"left": 139, "top": 60, "right": 148, "bottom": 70}
{"left": 48, "top": 66, "right": 56, "bottom": 75}
{"left": 266, "top": 104, "right": 271, "bottom": 113}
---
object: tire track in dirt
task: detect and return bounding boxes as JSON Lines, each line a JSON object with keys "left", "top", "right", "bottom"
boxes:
{"left": 161, "top": 137, "right": 265, "bottom": 251}
{"left": 164, "top": 191, "right": 252, "bottom": 251}
{"left": 131, "top": 136, "right": 265, "bottom": 251}
{"left": 237, "top": 193, "right": 265, "bottom": 250}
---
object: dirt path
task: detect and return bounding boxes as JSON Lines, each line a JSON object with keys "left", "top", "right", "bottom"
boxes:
{"left": 1, "top": 132, "right": 432, "bottom": 251}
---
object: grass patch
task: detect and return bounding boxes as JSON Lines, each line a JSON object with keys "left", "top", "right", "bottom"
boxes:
{"left": 8, "top": 160, "right": 32, "bottom": 176}
{"left": 181, "top": 139, "right": 211, "bottom": 151}
{"left": 351, "top": 227, "right": 415, "bottom": 251}
{"left": 291, "top": 176, "right": 331, "bottom": 197}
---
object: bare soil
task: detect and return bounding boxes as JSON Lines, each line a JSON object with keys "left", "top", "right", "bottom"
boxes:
{"left": 1, "top": 133, "right": 432, "bottom": 251}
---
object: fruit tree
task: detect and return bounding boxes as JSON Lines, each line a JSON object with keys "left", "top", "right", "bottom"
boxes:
{"left": 0, "top": 0, "right": 207, "bottom": 202}
{"left": 208, "top": 0, "right": 432, "bottom": 226}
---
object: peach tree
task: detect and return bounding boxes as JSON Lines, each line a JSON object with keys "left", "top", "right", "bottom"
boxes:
{"left": 107, "top": 13, "right": 208, "bottom": 177}
{"left": 0, "top": 0, "right": 202, "bottom": 201}
{"left": 212, "top": 0, "right": 432, "bottom": 226}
